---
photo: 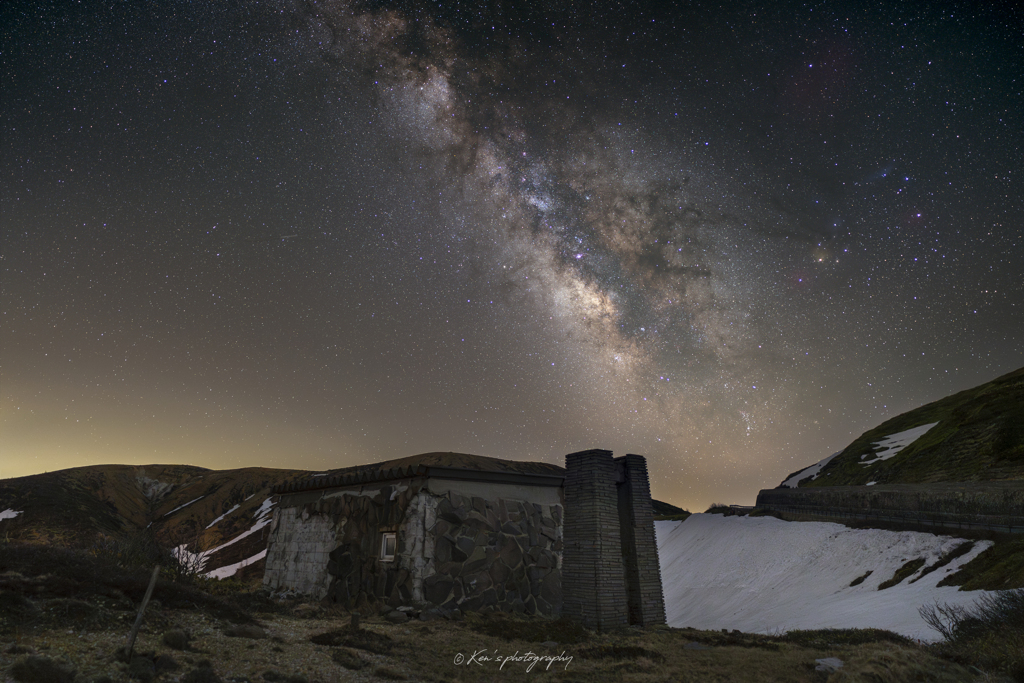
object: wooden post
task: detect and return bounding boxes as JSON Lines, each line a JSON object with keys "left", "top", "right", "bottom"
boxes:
{"left": 125, "top": 566, "right": 160, "bottom": 661}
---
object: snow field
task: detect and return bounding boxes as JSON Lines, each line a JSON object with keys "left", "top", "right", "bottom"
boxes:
{"left": 656, "top": 514, "right": 994, "bottom": 641}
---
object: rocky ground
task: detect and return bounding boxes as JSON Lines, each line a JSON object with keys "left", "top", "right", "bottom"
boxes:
{"left": 1, "top": 595, "right": 998, "bottom": 683}
{"left": 0, "top": 541, "right": 1010, "bottom": 683}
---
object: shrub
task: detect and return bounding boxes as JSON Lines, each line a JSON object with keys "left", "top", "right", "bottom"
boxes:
{"left": 878, "top": 558, "right": 926, "bottom": 590}
{"left": 90, "top": 530, "right": 170, "bottom": 572}
{"left": 0, "top": 542, "right": 256, "bottom": 625}
{"left": 920, "top": 589, "right": 1024, "bottom": 678}
{"left": 703, "top": 504, "right": 751, "bottom": 517}
{"left": 9, "top": 655, "right": 77, "bottom": 683}
{"left": 849, "top": 571, "right": 872, "bottom": 587}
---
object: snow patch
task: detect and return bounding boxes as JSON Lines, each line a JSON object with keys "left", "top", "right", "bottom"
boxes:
{"left": 175, "top": 498, "right": 276, "bottom": 575}
{"left": 0, "top": 508, "right": 24, "bottom": 521}
{"left": 205, "top": 504, "right": 240, "bottom": 529}
{"left": 205, "top": 549, "right": 267, "bottom": 580}
{"left": 253, "top": 497, "right": 274, "bottom": 522}
{"left": 860, "top": 423, "right": 939, "bottom": 466}
{"left": 136, "top": 477, "right": 173, "bottom": 501}
{"left": 163, "top": 495, "right": 205, "bottom": 517}
{"left": 207, "top": 512, "right": 273, "bottom": 556}
{"left": 656, "top": 513, "right": 992, "bottom": 641}
{"left": 781, "top": 452, "right": 841, "bottom": 488}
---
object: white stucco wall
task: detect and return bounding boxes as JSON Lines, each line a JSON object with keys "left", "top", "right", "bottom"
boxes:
{"left": 262, "top": 506, "right": 338, "bottom": 598}
{"left": 398, "top": 490, "right": 439, "bottom": 602}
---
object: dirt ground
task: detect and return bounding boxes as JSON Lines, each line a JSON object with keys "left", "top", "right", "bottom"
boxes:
{"left": 0, "top": 601, "right": 992, "bottom": 683}
{"left": 0, "top": 542, "right": 1004, "bottom": 683}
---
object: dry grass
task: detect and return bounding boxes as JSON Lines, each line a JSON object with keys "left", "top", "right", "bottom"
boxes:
{"left": 0, "top": 542, "right": 1006, "bottom": 683}
{"left": 877, "top": 558, "right": 927, "bottom": 590}
{"left": 0, "top": 604, "right": 993, "bottom": 683}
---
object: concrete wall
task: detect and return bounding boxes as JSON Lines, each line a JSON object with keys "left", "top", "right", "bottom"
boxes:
{"left": 756, "top": 481, "right": 1024, "bottom": 519}
{"left": 263, "top": 506, "right": 337, "bottom": 598}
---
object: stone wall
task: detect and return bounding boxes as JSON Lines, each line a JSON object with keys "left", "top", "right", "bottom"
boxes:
{"left": 562, "top": 449, "right": 628, "bottom": 630}
{"left": 265, "top": 478, "right": 563, "bottom": 615}
{"left": 264, "top": 455, "right": 664, "bottom": 624}
{"left": 422, "top": 489, "right": 563, "bottom": 615}
{"left": 321, "top": 482, "right": 425, "bottom": 610}
{"left": 263, "top": 479, "right": 426, "bottom": 607}
{"left": 562, "top": 450, "right": 666, "bottom": 630}
{"left": 756, "top": 481, "right": 1024, "bottom": 520}
{"left": 618, "top": 454, "right": 666, "bottom": 626}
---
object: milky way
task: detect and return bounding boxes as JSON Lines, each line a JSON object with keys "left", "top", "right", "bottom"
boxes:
{"left": 2, "top": 0, "right": 1021, "bottom": 509}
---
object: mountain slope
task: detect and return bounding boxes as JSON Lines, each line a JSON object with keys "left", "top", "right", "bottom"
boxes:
{"left": 0, "top": 464, "right": 311, "bottom": 579}
{"left": 780, "top": 366, "right": 1024, "bottom": 488}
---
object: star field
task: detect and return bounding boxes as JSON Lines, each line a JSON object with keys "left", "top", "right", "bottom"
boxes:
{"left": 2, "top": 1, "right": 1022, "bottom": 510}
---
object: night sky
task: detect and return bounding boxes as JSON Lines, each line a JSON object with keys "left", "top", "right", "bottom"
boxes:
{"left": 2, "top": 1, "right": 1022, "bottom": 510}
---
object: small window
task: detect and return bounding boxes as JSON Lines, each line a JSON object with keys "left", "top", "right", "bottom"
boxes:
{"left": 380, "top": 532, "right": 396, "bottom": 562}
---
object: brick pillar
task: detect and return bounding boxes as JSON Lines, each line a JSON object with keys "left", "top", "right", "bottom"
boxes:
{"left": 562, "top": 449, "right": 628, "bottom": 631}
{"left": 617, "top": 454, "right": 666, "bottom": 626}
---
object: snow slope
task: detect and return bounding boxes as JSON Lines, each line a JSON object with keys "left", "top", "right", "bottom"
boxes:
{"left": 656, "top": 514, "right": 993, "bottom": 641}
{"left": 859, "top": 422, "right": 939, "bottom": 466}
{"left": 781, "top": 452, "right": 841, "bottom": 488}
{"left": 174, "top": 497, "right": 276, "bottom": 579}
{"left": 780, "top": 422, "right": 939, "bottom": 486}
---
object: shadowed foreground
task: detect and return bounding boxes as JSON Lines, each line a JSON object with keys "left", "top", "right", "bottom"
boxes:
{"left": 1, "top": 542, "right": 1012, "bottom": 683}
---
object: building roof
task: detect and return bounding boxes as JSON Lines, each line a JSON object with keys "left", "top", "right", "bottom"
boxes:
{"left": 272, "top": 452, "right": 566, "bottom": 495}
{"left": 371, "top": 452, "right": 565, "bottom": 476}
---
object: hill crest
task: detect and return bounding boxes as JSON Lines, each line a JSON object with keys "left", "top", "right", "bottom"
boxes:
{"left": 779, "top": 366, "right": 1024, "bottom": 488}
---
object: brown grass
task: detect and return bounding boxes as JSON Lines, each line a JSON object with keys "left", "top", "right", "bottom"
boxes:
{"left": 0, "top": 542, "right": 1003, "bottom": 683}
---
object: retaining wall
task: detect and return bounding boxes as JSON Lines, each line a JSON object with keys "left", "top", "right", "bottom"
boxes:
{"left": 756, "top": 481, "right": 1024, "bottom": 534}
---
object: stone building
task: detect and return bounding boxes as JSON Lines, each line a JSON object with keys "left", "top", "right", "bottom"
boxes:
{"left": 263, "top": 449, "right": 665, "bottom": 628}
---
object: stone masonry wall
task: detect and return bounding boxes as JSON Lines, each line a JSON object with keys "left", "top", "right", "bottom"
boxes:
{"left": 397, "top": 490, "right": 438, "bottom": 603}
{"left": 756, "top": 481, "right": 1024, "bottom": 519}
{"left": 322, "top": 482, "right": 425, "bottom": 611}
{"left": 265, "top": 479, "right": 563, "bottom": 615}
{"left": 618, "top": 454, "right": 666, "bottom": 626}
{"left": 562, "top": 449, "right": 628, "bottom": 630}
{"left": 562, "top": 450, "right": 665, "bottom": 630}
{"left": 422, "top": 490, "right": 562, "bottom": 615}
{"left": 263, "top": 480, "right": 426, "bottom": 608}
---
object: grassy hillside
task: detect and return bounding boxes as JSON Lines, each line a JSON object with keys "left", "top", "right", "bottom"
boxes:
{"left": 793, "top": 366, "right": 1024, "bottom": 487}
{"left": 0, "top": 464, "right": 311, "bottom": 578}
{"left": 652, "top": 499, "right": 690, "bottom": 520}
